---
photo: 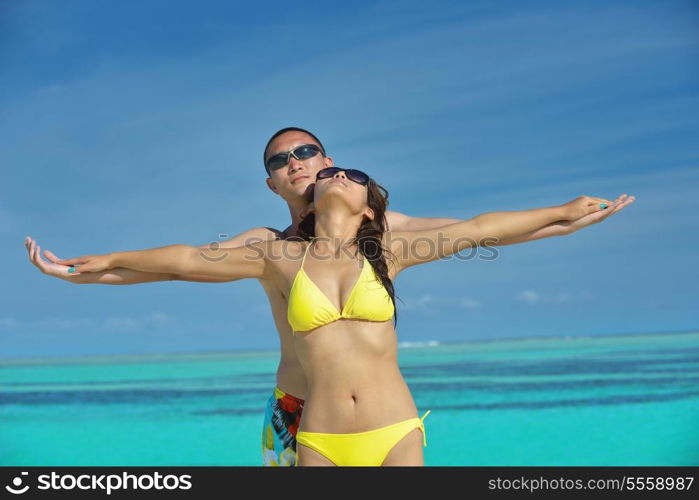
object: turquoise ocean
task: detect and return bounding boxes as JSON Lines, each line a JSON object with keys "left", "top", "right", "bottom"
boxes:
{"left": 2, "top": 331, "right": 697, "bottom": 466}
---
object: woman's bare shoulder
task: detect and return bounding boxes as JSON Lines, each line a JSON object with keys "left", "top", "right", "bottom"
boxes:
{"left": 259, "top": 238, "right": 308, "bottom": 270}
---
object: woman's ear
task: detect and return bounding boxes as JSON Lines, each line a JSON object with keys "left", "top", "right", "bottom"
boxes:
{"left": 363, "top": 207, "right": 375, "bottom": 221}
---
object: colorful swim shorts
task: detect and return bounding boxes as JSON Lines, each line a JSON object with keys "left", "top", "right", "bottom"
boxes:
{"left": 261, "top": 386, "right": 305, "bottom": 466}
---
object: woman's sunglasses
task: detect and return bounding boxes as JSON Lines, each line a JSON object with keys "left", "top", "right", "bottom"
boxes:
{"left": 265, "top": 144, "right": 322, "bottom": 172}
{"left": 316, "top": 167, "right": 370, "bottom": 186}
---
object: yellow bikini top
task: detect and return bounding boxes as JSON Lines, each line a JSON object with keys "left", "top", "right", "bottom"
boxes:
{"left": 287, "top": 238, "right": 395, "bottom": 333}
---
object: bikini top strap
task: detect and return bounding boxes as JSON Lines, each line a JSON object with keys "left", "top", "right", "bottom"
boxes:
{"left": 300, "top": 237, "right": 314, "bottom": 270}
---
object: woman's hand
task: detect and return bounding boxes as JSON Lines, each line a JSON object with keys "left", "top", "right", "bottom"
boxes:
{"left": 560, "top": 193, "right": 636, "bottom": 234}
{"left": 25, "top": 236, "right": 81, "bottom": 279}
{"left": 560, "top": 194, "right": 623, "bottom": 221}
{"left": 54, "top": 252, "right": 117, "bottom": 275}
{"left": 25, "top": 236, "right": 116, "bottom": 276}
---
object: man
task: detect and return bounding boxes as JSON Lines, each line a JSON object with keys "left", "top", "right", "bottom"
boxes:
{"left": 27, "top": 126, "right": 612, "bottom": 465}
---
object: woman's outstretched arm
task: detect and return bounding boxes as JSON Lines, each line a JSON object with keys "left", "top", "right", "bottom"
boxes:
{"left": 388, "top": 193, "right": 634, "bottom": 273}
{"left": 25, "top": 227, "right": 279, "bottom": 285}
{"left": 54, "top": 241, "right": 272, "bottom": 282}
{"left": 486, "top": 194, "right": 632, "bottom": 245}
{"left": 386, "top": 199, "right": 628, "bottom": 247}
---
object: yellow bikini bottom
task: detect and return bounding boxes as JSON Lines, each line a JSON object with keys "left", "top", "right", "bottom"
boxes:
{"left": 295, "top": 410, "right": 431, "bottom": 466}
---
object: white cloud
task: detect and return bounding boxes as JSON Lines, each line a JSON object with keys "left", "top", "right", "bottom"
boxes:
{"left": 0, "top": 312, "right": 173, "bottom": 332}
{"left": 0, "top": 317, "right": 19, "bottom": 328}
{"left": 0, "top": 208, "right": 18, "bottom": 235}
{"left": 101, "top": 312, "right": 171, "bottom": 331}
{"left": 414, "top": 294, "right": 434, "bottom": 306}
{"left": 459, "top": 297, "right": 482, "bottom": 309}
{"left": 400, "top": 294, "right": 482, "bottom": 311}
{"left": 516, "top": 289, "right": 594, "bottom": 304}
{"left": 517, "top": 290, "right": 542, "bottom": 304}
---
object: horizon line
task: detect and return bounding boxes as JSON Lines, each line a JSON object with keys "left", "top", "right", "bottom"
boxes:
{"left": 1, "top": 328, "right": 697, "bottom": 365}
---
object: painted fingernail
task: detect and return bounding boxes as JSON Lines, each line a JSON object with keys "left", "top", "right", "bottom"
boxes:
{"left": 68, "top": 267, "right": 75, "bottom": 273}
{"left": 600, "top": 204, "right": 608, "bottom": 209}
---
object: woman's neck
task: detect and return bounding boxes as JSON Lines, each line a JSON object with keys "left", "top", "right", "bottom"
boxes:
{"left": 312, "top": 210, "right": 363, "bottom": 257}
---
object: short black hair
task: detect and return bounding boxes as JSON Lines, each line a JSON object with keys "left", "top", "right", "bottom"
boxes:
{"left": 263, "top": 127, "right": 326, "bottom": 176}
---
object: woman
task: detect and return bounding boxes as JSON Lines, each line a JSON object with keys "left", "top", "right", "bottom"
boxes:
{"left": 40, "top": 167, "right": 631, "bottom": 465}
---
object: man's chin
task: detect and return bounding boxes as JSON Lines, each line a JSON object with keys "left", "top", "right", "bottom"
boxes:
{"left": 296, "top": 180, "right": 315, "bottom": 191}
{"left": 285, "top": 181, "right": 314, "bottom": 200}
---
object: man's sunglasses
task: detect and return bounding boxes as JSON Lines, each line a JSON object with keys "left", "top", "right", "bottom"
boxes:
{"left": 266, "top": 144, "right": 323, "bottom": 172}
{"left": 316, "top": 167, "right": 370, "bottom": 186}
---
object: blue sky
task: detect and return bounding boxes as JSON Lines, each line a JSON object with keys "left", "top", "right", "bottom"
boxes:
{"left": 2, "top": 0, "right": 698, "bottom": 357}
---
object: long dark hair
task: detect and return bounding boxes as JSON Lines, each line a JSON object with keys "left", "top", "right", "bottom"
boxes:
{"left": 297, "top": 179, "right": 401, "bottom": 329}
